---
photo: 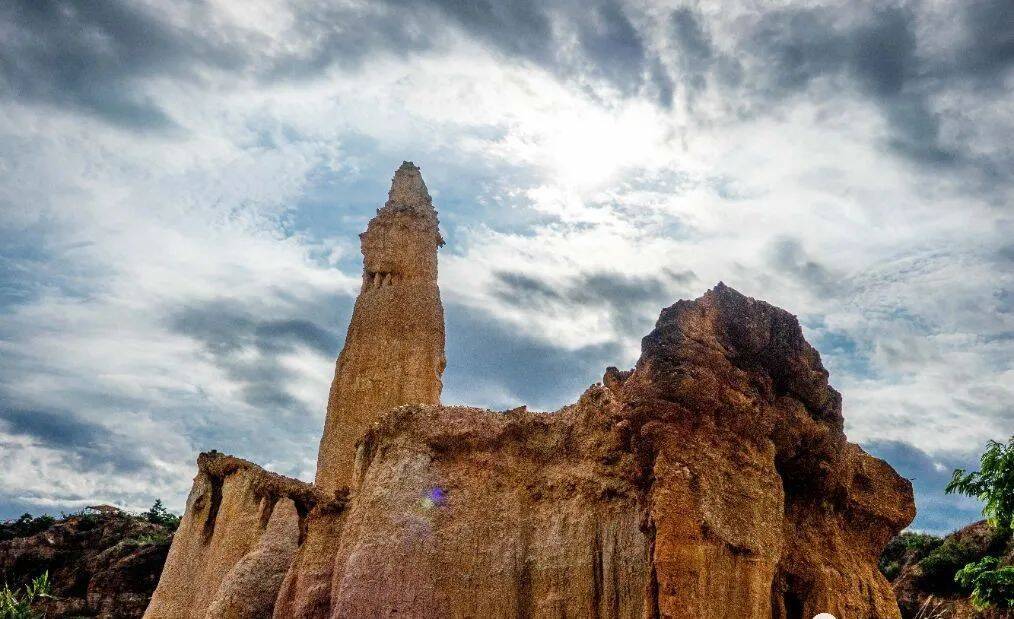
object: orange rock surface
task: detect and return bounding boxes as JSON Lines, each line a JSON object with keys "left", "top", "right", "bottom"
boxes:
{"left": 144, "top": 454, "right": 328, "bottom": 619}
{"left": 314, "top": 161, "right": 446, "bottom": 494}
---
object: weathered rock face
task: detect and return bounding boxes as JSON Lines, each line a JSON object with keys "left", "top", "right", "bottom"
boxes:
{"left": 143, "top": 454, "right": 334, "bottom": 619}
{"left": 633, "top": 286, "right": 915, "bottom": 618}
{"left": 314, "top": 161, "right": 446, "bottom": 494}
{"left": 0, "top": 510, "right": 171, "bottom": 618}
{"left": 146, "top": 163, "right": 915, "bottom": 618}
{"left": 269, "top": 283, "right": 915, "bottom": 619}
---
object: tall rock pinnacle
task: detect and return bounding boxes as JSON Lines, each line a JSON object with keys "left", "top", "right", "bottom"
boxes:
{"left": 314, "top": 162, "right": 446, "bottom": 493}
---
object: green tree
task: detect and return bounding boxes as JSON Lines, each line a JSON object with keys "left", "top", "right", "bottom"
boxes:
{"left": 0, "top": 514, "right": 55, "bottom": 542}
{"left": 141, "top": 499, "right": 181, "bottom": 531}
{"left": 945, "top": 436, "right": 1014, "bottom": 610}
{"left": 955, "top": 557, "right": 1014, "bottom": 611}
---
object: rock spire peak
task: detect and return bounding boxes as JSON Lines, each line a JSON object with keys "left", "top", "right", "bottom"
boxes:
{"left": 383, "top": 161, "right": 433, "bottom": 214}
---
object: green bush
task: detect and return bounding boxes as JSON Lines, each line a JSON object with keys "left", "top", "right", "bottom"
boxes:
{"left": 947, "top": 437, "right": 1014, "bottom": 535}
{"left": 879, "top": 531, "right": 943, "bottom": 579}
{"left": 0, "top": 572, "right": 52, "bottom": 619}
{"left": 917, "top": 537, "right": 982, "bottom": 593}
{"left": 945, "top": 436, "right": 1014, "bottom": 610}
{"left": 58, "top": 509, "right": 100, "bottom": 529}
{"left": 901, "top": 532, "right": 945, "bottom": 555}
{"left": 126, "top": 530, "right": 172, "bottom": 546}
{"left": 0, "top": 515, "right": 56, "bottom": 543}
{"left": 881, "top": 560, "right": 902, "bottom": 581}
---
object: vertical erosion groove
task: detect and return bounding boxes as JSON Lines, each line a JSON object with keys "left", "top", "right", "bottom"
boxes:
{"left": 592, "top": 525, "right": 604, "bottom": 617}
{"left": 609, "top": 529, "right": 620, "bottom": 618}
{"left": 294, "top": 500, "right": 311, "bottom": 546}
{"left": 202, "top": 476, "right": 224, "bottom": 542}
{"left": 257, "top": 496, "right": 278, "bottom": 530}
{"left": 644, "top": 517, "right": 660, "bottom": 619}
{"left": 515, "top": 524, "right": 534, "bottom": 619}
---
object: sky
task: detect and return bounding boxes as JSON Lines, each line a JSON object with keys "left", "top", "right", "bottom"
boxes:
{"left": 0, "top": 0, "right": 1010, "bottom": 535}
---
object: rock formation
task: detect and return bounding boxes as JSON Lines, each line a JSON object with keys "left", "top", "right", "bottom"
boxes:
{"left": 145, "top": 163, "right": 916, "bottom": 618}
{"left": 144, "top": 453, "right": 324, "bottom": 619}
{"left": 315, "top": 161, "right": 446, "bottom": 494}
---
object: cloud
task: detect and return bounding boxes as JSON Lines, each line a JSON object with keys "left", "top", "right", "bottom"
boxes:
{"left": 958, "top": 1, "right": 1014, "bottom": 81}
{"left": 1, "top": 403, "right": 151, "bottom": 475}
{"left": 0, "top": 0, "right": 1010, "bottom": 539}
{"left": 0, "top": 0, "right": 447, "bottom": 131}
{"left": 406, "top": 0, "right": 554, "bottom": 66}
{"left": 167, "top": 299, "right": 345, "bottom": 414}
{"left": 401, "top": 0, "right": 653, "bottom": 100}
{"left": 734, "top": 4, "right": 965, "bottom": 168}
{"left": 765, "top": 237, "right": 839, "bottom": 298}
{"left": 3, "top": 404, "right": 103, "bottom": 450}
{"left": 491, "top": 268, "right": 696, "bottom": 339}
{"left": 2, "top": 0, "right": 214, "bottom": 130}
{"left": 864, "top": 440, "right": 985, "bottom": 535}
{"left": 443, "top": 302, "right": 622, "bottom": 411}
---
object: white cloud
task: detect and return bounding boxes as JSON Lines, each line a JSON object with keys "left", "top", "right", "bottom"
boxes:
{"left": 0, "top": 0, "right": 1009, "bottom": 533}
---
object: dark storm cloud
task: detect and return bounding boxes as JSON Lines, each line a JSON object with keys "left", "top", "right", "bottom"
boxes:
{"left": 3, "top": 0, "right": 1010, "bottom": 150}
{"left": 0, "top": 0, "right": 437, "bottom": 130}
{"left": 669, "top": 8, "right": 713, "bottom": 97}
{"left": 0, "top": 403, "right": 149, "bottom": 474}
{"left": 401, "top": 0, "right": 554, "bottom": 65}
{"left": 256, "top": 2, "right": 439, "bottom": 80}
{"left": 746, "top": 5, "right": 959, "bottom": 165}
{"left": 7, "top": 0, "right": 1008, "bottom": 185}
{"left": 748, "top": 5, "right": 917, "bottom": 96}
{"left": 0, "top": 0, "right": 239, "bottom": 129}
{"left": 171, "top": 303, "right": 340, "bottom": 356}
{"left": 654, "top": 2, "right": 1011, "bottom": 187}
{"left": 863, "top": 439, "right": 986, "bottom": 534}
{"left": 666, "top": 7, "right": 741, "bottom": 103}
{"left": 0, "top": 0, "right": 670, "bottom": 129}
{"left": 765, "top": 237, "right": 838, "bottom": 297}
{"left": 168, "top": 298, "right": 344, "bottom": 414}
{"left": 399, "top": 0, "right": 652, "bottom": 100}
{"left": 950, "top": 1, "right": 1014, "bottom": 85}
{"left": 492, "top": 268, "right": 696, "bottom": 338}
{"left": 255, "top": 319, "right": 338, "bottom": 356}
{"left": 747, "top": 2, "right": 1013, "bottom": 174}
{"left": 573, "top": 1, "right": 646, "bottom": 95}
{"left": 1, "top": 405, "right": 105, "bottom": 448}
{"left": 443, "top": 302, "right": 623, "bottom": 410}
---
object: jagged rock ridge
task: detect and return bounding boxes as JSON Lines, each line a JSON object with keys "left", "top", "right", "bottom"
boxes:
{"left": 145, "top": 164, "right": 915, "bottom": 619}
